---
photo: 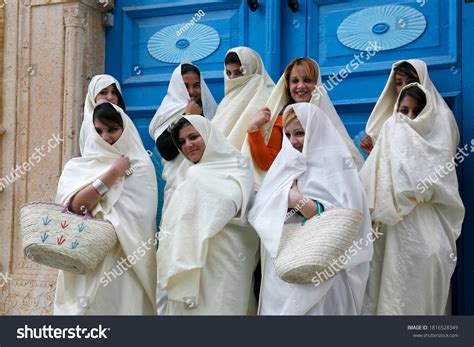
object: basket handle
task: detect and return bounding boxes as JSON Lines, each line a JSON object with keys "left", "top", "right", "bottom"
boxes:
{"left": 301, "top": 200, "right": 324, "bottom": 226}
{"left": 62, "top": 198, "right": 92, "bottom": 220}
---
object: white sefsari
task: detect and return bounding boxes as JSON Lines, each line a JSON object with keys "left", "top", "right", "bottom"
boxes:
{"left": 249, "top": 103, "right": 373, "bottom": 315}
{"left": 79, "top": 74, "right": 123, "bottom": 156}
{"left": 241, "top": 58, "right": 363, "bottom": 190}
{"left": 148, "top": 63, "right": 217, "bottom": 209}
{"left": 361, "top": 83, "right": 464, "bottom": 315}
{"left": 212, "top": 46, "right": 274, "bottom": 151}
{"left": 156, "top": 116, "right": 259, "bottom": 315}
{"left": 365, "top": 59, "right": 459, "bottom": 150}
{"left": 54, "top": 102, "right": 157, "bottom": 315}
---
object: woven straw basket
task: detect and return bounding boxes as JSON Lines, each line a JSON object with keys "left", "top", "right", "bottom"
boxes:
{"left": 20, "top": 201, "right": 118, "bottom": 274}
{"left": 274, "top": 208, "right": 362, "bottom": 284}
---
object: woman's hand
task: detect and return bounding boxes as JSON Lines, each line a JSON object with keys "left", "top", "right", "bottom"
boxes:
{"left": 110, "top": 155, "right": 131, "bottom": 177}
{"left": 184, "top": 100, "right": 203, "bottom": 115}
{"left": 360, "top": 134, "right": 373, "bottom": 155}
{"left": 288, "top": 180, "right": 304, "bottom": 209}
{"left": 248, "top": 107, "right": 271, "bottom": 132}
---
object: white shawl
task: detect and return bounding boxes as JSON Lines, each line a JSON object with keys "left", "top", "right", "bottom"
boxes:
{"left": 248, "top": 103, "right": 372, "bottom": 315}
{"left": 365, "top": 59, "right": 459, "bottom": 150}
{"left": 148, "top": 64, "right": 217, "bottom": 208}
{"left": 156, "top": 116, "right": 259, "bottom": 314}
{"left": 79, "top": 75, "right": 122, "bottom": 155}
{"left": 242, "top": 59, "right": 363, "bottom": 189}
{"left": 54, "top": 102, "right": 157, "bottom": 315}
{"left": 212, "top": 46, "right": 274, "bottom": 150}
{"left": 361, "top": 83, "right": 464, "bottom": 314}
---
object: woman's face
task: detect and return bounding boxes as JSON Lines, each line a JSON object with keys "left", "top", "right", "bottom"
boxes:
{"left": 397, "top": 95, "right": 420, "bottom": 120}
{"left": 288, "top": 65, "right": 317, "bottom": 103}
{"left": 178, "top": 124, "right": 206, "bottom": 163}
{"left": 95, "top": 84, "right": 120, "bottom": 105}
{"left": 285, "top": 118, "right": 305, "bottom": 152}
{"left": 94, "top": 120, "right": 123, "bottom": 145}
{"left": 182, "top": 72, "right": 201, "bottom": 102}
{"left": 395, "top": 73, "right": 418, "bottom": 94}
{"left": 225, "top": 63, "right": 244, "bottom": 79}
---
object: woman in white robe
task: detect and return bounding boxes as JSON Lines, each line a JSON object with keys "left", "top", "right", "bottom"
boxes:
{"left": 360, "top": 83, "right": 464, "bottom": 315}
{"left": 148, "top": 63, "right": 217, "bottom": 212}
{"left": 361, "top": 59, "right": 459, "bottom": 154}
{"left": 156, "top": 116, "right": 259, "bottom": 315}
{"left": 79, "top": 74, "right": 126, "bottom": 155}
{"left": 54, "top": 102, "right": 157, "bottom": 315}
{"left": 248, "top": 102, "right": 373, "bottom": 315}
{"left": 212, "top": 46, "right": 274, "bottom": 150}
{"left": 242, "top": 58, "right": 363, "bottom": 190}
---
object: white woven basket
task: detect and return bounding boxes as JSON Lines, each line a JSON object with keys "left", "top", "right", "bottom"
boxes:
{"left": 274, "top": 208, "right": 362, "bottom": 284}
{"left": 20, "top": 201, "right": 118, "bottom": 274}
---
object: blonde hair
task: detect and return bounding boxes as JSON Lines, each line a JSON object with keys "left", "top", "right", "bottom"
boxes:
{"left": 283, "top": 57, "right": 319, "bottom": 103}
{"left": 284, "top": 108, "right": 298, "bottom": 129}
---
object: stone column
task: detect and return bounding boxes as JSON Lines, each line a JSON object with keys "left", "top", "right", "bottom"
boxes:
{"left": 0, "top": 0, "right": 113, "bottom": 315}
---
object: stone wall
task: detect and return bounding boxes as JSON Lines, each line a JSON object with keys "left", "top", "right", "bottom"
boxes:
{"left": 0, "top": 0, "right": 112, "bottom": 315}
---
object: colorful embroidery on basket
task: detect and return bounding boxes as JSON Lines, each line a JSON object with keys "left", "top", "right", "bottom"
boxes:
{"left": 77, "top": 223, "right": 86, "bottom": 232}
{"left": 71, "top": 240, "right": 79, "bottom": 249}
{"left": 56, "top": 235, "right": 66, "bottom": 246}
{"left": 42, "top": 216, "right": 52, "bottom": 226}
{"left": 40, "top": 232, "right": 48, "bottom": 243}
{"left": 61, "top": 221, "right": 69, "bottom": 229}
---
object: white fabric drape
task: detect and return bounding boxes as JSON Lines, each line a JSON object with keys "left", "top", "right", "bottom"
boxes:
{"left": 242, "top": 58, "right": 363, "bottom": 189}
{"left": 248, "top": 102, "right": 372, "bottom": 315}
{"left": 54, "top": 102, "right": 157, "bottom": 315}
{"left": 79, "top": 75, "right": 122, "bottom": 155}
{"left": 156, "top": 116, "right": 259, "bottom": 315}
{"left": 365, "top": 59, "right": 459, "bottom": 150}
{"left": 361, "top": 83, "right": 464, "bottom": 315}
{"left": 212, "top": 47, "right": 274, "bottom": 150}
{"left": 148, "top": 64, "right": 217, "bottom": 209}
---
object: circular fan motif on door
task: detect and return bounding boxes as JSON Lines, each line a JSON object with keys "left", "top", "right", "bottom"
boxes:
{"left": 337, "top": 5, "right": 427, "bottom": 51}
{"left": 147, "top": 23, "right": 220, "bottom": 63}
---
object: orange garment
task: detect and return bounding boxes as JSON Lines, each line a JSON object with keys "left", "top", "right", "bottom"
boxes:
{"left": 247, "top": 115, "right": 283, "bottom": 170}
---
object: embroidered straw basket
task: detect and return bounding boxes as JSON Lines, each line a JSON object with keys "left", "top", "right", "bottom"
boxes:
{"left": 20, "top": 201, "right": 117, "bottom": 274}
{"left": 274, "top": 208, "right": 362, "bottom": 284}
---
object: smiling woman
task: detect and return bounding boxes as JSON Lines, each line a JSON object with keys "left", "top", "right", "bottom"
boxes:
{"left": 171, "top": 117, "right": 206, "bottom": 163}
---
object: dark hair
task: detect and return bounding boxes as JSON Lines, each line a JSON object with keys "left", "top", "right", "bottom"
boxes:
{"left": 114, "top": 85, "right": 126, "bottom": 112}
{"left": 181, "top": 64, "right": 201, "bottom": 78}
{"left": 224, "top": 52, "right": 241, "bottom": 66}
{"left": 394, "top": 62, "right": 419, "bottom": 83}
{"left": 170, "top": 117, "right": 192, "bottom": 149}
{"left": 93, "top": 103, "right": 124, "bottom": 129}
{"left": 398, "top": 85, "right": 427, "bottom": 116}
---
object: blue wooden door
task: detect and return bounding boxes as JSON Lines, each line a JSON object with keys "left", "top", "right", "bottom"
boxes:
{"left": 105, "top": 0, "right": 472, "bottom": 314}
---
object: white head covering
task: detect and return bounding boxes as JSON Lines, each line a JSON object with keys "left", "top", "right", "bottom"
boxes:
{"left": 79, "top": 75, "right": 123, "bottom": 155}
{"left": 55, "top": 102, "right": 157, "bottom": 314}
{"left": 148, "top": 63, "right": 217, "bottom": 141}
{"left": 360, "top": 83, "right": 464, "bottom": 315}
{"left": 242, "top": 58, "right": 364, "bottom": 188}
{"left": 157, "top": 115, "right": 255, "bottom": 306}
{"left": 361, "top": 82, "right": 464, "bottom": 229}
{"left": 365, "top": 59, "right": 459, "bottom": 151}
{"left": 248, "top": 102, "right": 372, "bottom": 262}
{"left": 212, "top": 46, "right": 275, "bottom": 150}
